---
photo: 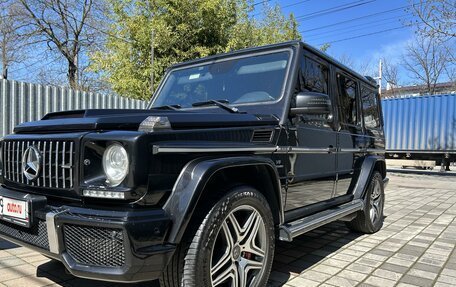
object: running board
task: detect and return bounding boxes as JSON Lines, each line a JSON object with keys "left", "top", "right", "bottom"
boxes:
{"left": 279, "top": 200, "right": 364, "bottom": 242}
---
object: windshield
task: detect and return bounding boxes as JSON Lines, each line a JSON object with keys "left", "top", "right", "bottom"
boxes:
{"left": 150, "top": 51, "right": 290, "bottom": 108}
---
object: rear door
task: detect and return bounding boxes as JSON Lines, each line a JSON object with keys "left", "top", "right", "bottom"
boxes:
{"left": 334, "top": 70, "right": 366, "bottom": 198}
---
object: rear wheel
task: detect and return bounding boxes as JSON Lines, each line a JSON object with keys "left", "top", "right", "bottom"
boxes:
{"left": 346, "top": 171, "right": 385, "bottom": 233}
{"left": 160, "top": 186, "right": 275, "bottom": 287}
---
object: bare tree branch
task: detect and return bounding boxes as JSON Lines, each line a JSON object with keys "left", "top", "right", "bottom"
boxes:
{"left": 0, "top": 0, "right": 33, "bottom": 79}
{"left": 382, "top": 58, "right": 401, "bottom": 97}
{"left": 410, "top": 0, "right": 456, "bottom": 38}
{"left": 17, "top": 0, "right": 100, "bottom": 89}
{"left": 401, "top": 35, "right": 453, "bottom": 95}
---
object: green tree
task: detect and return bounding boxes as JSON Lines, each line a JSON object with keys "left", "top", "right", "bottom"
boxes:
{"left": 90, "top": 0, "right": 300, "bottom": 100}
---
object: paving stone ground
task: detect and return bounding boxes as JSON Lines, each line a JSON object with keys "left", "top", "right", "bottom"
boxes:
{"left": 1, "top": 172, "right": 455, "bottom": 287}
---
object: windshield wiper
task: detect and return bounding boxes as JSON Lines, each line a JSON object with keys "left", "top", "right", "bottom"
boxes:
{"left": 153, "top": 104, "right": 182, "bottom": 111}
{"left": 191, "top": 99, "right": 240, "bottom": 113}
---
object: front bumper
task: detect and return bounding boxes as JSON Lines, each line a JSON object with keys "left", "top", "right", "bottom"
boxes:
{"left": 0, "top": 186, "right": 175, "bottom": 283}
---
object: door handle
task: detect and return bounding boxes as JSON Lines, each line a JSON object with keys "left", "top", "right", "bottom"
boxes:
{"left": 328, "top": 145, "right": 337, "bottom": 153}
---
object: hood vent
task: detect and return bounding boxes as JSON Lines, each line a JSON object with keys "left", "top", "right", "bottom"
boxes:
{"left": 251, "top": 129, "right": 274, "bottom": 143}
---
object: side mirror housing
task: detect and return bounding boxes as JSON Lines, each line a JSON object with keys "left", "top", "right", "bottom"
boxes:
{"left": 290, "top": 92, "right": 332, "bottom": 116}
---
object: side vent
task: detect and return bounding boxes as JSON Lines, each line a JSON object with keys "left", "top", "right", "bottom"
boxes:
{"left": 251, "top": 130, "right": 274, "bottom": 143}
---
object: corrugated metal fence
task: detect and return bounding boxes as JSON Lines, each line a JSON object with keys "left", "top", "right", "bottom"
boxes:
{"left": 0, "top": 79, "right": 147, "bottom": 137}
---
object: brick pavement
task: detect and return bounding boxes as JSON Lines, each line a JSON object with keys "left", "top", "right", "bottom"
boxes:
{"left": 1, "top": 173, "right": 455, "bottom": 287}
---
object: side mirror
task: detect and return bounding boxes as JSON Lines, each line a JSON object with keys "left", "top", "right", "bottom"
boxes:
{"left": 290, "top": 92, "right": 332, "bottom": 116}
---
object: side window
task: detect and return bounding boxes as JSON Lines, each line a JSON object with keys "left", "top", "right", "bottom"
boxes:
{"left": 298, "top": 56, "right": 329, "bottom": 94}
{"left": 337, "top": 73, "right": 359, "bottom": 126}
{"left": 361, "top": 85, "right": 381, "bottom": 130}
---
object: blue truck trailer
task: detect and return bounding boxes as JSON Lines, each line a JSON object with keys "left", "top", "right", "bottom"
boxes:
{"left": 382, "top": 94, "right": 456, "bottom": 171}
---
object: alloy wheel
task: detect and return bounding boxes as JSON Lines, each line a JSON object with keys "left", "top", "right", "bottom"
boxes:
{"left": 370, "top": 182, "right": 382, "bottom": 224}
{"left": 210, "top": 205, "right": 267, "bottom": 287}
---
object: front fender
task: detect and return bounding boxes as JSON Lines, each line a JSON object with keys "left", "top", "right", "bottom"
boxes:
{"left": 163, "top": 156, "right": 283, "bottom": 244}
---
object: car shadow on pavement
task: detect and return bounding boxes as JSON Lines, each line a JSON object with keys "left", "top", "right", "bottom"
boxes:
{"left": 0, "top": 239, "right": 18, "bottom": 250}
{"left": 35, "top": 260, "right": 160, "bottom": 287}
{"left": 30, "top": 221, "right": 365, "bottom": 287}
{"left": 267, "top": 221, "right": 364, "bottom": 286}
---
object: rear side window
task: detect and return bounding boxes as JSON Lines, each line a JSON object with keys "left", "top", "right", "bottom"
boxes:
{"left": 337, "top": 73, "right": 359, "bottom": 126}
{"left": 361, "top": 86, "right": 381, "bottom": 130}
{"left": 298, "top": 56, "right": 328, "bottom": 94}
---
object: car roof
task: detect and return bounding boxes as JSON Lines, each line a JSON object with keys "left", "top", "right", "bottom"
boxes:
{"left": 168, "top": 40, "right": 301, "bottom": 69}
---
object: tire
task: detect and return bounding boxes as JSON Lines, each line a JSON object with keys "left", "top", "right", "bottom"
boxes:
{"left": 346, "top": 171, "right": 385, "bottom": 234}
{"left": 160, "top": 186, "right": 275, "bottom": 287}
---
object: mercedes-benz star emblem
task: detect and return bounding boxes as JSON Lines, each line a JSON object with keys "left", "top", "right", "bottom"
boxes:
{"left": 22, "top": 146, "right": 42, "bottom": 181}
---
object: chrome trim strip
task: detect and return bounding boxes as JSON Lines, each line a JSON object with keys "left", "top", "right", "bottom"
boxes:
{"left": 69, "top": 142, "right": 73, "bottom": 187}
{"left": 55, "top": 141, "right": 59, "bottom": 188}
{"left": 152, "top": 145, "right": 386, "bottom": 155}
{"left": 62, "top": 142, "right": 66, "bottom": 189}
{"left": 287, "top": 147, "right": 335, "bottom": 154}
{"left": 36, "top": 142, "right": 41, "bottom": 186}
{"left": 366, "top": 149, "right": 385, "bottom": 153}
{"left": 46, "top": 210, "right": 66, "bottom": 254}
{"left": 152, "top": 146, "right": 277, "bottom": 154}
{"left": 49, "top": 141, "right": 53, "bottom": 188}
{"left": 15, "top": 141, "right": 19, "bottom": 182}
{"left": 384, "top": 150, "right": 449, "bottom": 154}
{"left": 31, "top": 141, "right": 35, "bottom": 186}
{"left": 152, "top": 145, "right": 334, "bottom": 155}
{"left": 339, "top": 148, "right": 364, "bottom": 153}
{"left": 8, "top": 142, "right": 12, "bottom": 180}
{"left": 43, "top": 141, "right": 47, "bottom": 187}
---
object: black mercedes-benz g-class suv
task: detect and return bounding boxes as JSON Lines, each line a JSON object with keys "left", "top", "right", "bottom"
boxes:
{"left": 0, "top": 41, "right": 387, "bottom": 286}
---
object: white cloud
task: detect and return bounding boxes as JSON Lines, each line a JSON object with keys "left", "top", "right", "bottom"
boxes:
{"left": 368, "top": 37, "right": 414, "bottom": 64}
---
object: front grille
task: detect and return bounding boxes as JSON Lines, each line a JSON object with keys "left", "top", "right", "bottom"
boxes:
{"left": 2, "top": 140, "right": 75, "bottom": 189}
{"left": 0, "top": 219, "right": 49, "bottom": 250}
{"left": 63, "top": 224, "right": 126, "bottom": 267}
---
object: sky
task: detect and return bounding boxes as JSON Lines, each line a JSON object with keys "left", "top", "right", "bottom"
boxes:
{"left": 254, "top": 0, "right": 420, "bottom": 83}
{"left": 8, "top": 0, "right": 448, "bottom": 88}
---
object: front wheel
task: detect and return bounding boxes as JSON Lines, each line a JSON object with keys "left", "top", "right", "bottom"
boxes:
{"left": 160, "top": 186, "right": 275, "bottom": 287}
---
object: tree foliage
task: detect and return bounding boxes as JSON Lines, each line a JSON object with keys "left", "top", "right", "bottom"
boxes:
{"left": 90, "top": 0, "right": 301, "bottom": 100}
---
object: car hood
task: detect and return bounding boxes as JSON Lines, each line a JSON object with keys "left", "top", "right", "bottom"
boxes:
{"left": 13, "top": 109, "right": 279, "bottom": 133}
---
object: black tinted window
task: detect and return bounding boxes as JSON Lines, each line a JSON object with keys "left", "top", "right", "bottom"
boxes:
{"left": 298, "top": 56, "right": 328, "bottom": 94}
{"left": 338, "top": 74, "right": 359, "bottom": 126}
{"left": 361, "top": 86, "right": 381, "bottom": 129}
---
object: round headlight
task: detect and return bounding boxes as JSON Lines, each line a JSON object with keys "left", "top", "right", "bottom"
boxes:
{"left": 103, "top": 143, "right": 129, "bottom": 186}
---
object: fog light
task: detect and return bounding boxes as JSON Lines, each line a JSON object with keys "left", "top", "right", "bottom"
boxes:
{"left": 83, "top": 189, "right": 125, "bottom": 199}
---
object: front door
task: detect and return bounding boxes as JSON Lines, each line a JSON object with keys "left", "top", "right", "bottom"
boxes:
{"left": 285, "top": 123, "right": 337, "bottom": 211}
{"left": 284, "top": 51, "right": 337, "bottom": 211}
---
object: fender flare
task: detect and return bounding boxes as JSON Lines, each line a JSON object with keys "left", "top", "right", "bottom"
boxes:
{"left": 163, "top": 156, "right": 283, "bottom": 244}
{"left": 352, "top": 155, "right": 386, "bottom": 200}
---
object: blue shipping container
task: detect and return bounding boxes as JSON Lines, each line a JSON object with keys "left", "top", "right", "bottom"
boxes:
{"left": 382, "top": 94, "right": 456, "bottom": 152}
